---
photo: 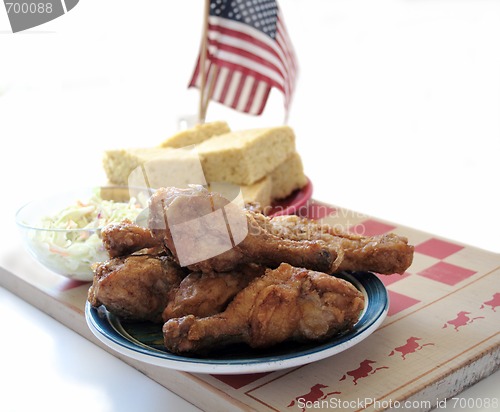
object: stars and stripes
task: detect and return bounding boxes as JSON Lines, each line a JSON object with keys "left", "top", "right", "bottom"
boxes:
{"left": 189, "top": 0, "right": 298, "bottom": 117}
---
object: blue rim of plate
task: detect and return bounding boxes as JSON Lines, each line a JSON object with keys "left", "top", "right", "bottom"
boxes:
{"left": 85, "top": 271, "right": 388, "bottom": 374}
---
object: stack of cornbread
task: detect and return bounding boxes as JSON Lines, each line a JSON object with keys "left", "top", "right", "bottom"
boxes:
{"left": 102, "top": 121, "right": 308, "bottom": 212}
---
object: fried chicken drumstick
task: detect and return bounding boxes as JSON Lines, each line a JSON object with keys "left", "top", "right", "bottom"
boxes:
{"left": 163, "top": 263, "right": 365, "bottom": 354}
{"left": 88, "top": 253, "right": 185, "bottom": 322}
{"left": 101, "top": 219, "right": 160, "bottom": 258}
{"left": 162, "top": 263, "right": 266, "bottom": 321}
{"left": 148, "top": 186, "right": 413, "bottom": 275}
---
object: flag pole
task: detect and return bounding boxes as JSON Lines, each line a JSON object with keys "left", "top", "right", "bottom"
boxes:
{"left": 198, "top": 0, "right": 210, "bottom": 124}
{"left": 201, "top": 65, "right": 219, "bottom": 121}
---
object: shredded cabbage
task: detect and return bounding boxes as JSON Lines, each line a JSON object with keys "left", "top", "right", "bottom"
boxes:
{"left": 29, "top": 189, "right": 145, "bottom": 279}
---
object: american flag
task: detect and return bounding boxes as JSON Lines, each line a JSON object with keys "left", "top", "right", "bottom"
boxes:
{"left": 189, "top": 0, "right": 298, "bottom": 116}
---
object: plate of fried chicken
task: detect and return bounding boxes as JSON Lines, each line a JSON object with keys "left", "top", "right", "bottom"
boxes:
{"left": 85, "top": 186, "right": 413, "bottom": 374}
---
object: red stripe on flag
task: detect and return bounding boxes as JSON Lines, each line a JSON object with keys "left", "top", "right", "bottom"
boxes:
{"left": 231, "top": 73, "right": 246, "bottom": 109}
{"left": 244, "top": 77, "right": 259, "bottom": 113}
{"left": 256, "top": 85, "right": 271, "bottom": 115}
{"left": 209, "top": 57, "right": 282, "bottom": 91}
{"left": 219, "top": 69, "right": 233, "bottom": 104}
{"left": 207, "top": 38, "right": 286, "bottom": 80}
{"left": 208, "top": 22, "right": 287, "bottom": 70}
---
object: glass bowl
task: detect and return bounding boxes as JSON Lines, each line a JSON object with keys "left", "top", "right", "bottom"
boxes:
{"left": 15, "top": 186, "right": 151, "bottom": 281}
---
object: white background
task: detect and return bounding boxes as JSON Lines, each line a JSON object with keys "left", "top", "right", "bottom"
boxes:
{"left": 1, "top": 1, "right": 499, "bottom": 253}
{"left": 0, "top": 1, "right": 499, "bottom": 411}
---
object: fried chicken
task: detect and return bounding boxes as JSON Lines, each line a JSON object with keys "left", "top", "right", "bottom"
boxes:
{"left": 148, "top": 186, "right": 413, "bottom": 275}
{"left": 163, "top": 263, "right": 365, "bottom": 354}
{"left": 89, "top": 185, "right": 410, "bottom": 355}
{"left": 162, "top": 264, "right": 266, "bottom": 321}
{"left": 88, "top": 253, "right": 185, "bottom": 322}
{"left": 148, "top": 185, "right": 248, "bottom": 270}
{"left": 101, "top": 219, "right": 161, "bottom": 258}
{"left": 264, "top": 214, "right": 413, "bottom": 274}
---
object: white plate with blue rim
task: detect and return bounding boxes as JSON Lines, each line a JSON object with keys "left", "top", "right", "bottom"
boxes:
{"left": 85, "top": 271, "right": 388, "bottom": 375}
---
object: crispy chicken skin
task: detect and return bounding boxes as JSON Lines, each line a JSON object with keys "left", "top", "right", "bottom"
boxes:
{"left": 101, "top": 219, "right": 161, "bottom": 258}
{"left": 148, "top": 186, "right": 413, "bottom": 275}
{"left": 162, "top": 264, "right": 266, "bottom": 321}
{"left": 163, "top": 263, "right": 365, "bottom": 354}
{"left": 265, "top": 215, "right": 414, "bottom": 274}
{"left": 88, "top": 253, "right": 185, "bottom": 322}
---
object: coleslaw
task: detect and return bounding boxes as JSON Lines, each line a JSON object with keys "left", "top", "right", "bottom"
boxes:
{"left": 25, "top": 188, "right": 147, "bottom": 279}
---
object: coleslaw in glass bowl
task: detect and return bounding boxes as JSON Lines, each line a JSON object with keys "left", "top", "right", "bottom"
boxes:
{"left": 15, "top": 186, "right": 152, "bottom": 281}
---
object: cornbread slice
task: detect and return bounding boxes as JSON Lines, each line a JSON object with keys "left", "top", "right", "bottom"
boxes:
{"left": 159, "top": 121, "right": 230, "bottom": 148}
{"left": 240, "top": 176, "right": 272, "bottom": 210}
{"left": 127, "top": 147, "right": 207, "bottom": 189}
{"left": 103, "top": 147, "right": 206, "bottom": 188}
{"left": 270, "top": 152, "right": 308, "bottom": 199}
{"left": 103, "top": 148, "right": 173, "bottom": 186}
{"left": 197, "top": 126, "right": 296, "bottom": 185}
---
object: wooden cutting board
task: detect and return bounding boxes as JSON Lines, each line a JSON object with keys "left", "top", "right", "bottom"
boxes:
{"left": 2, "top": 200, "right": 499, "bottom": 412}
